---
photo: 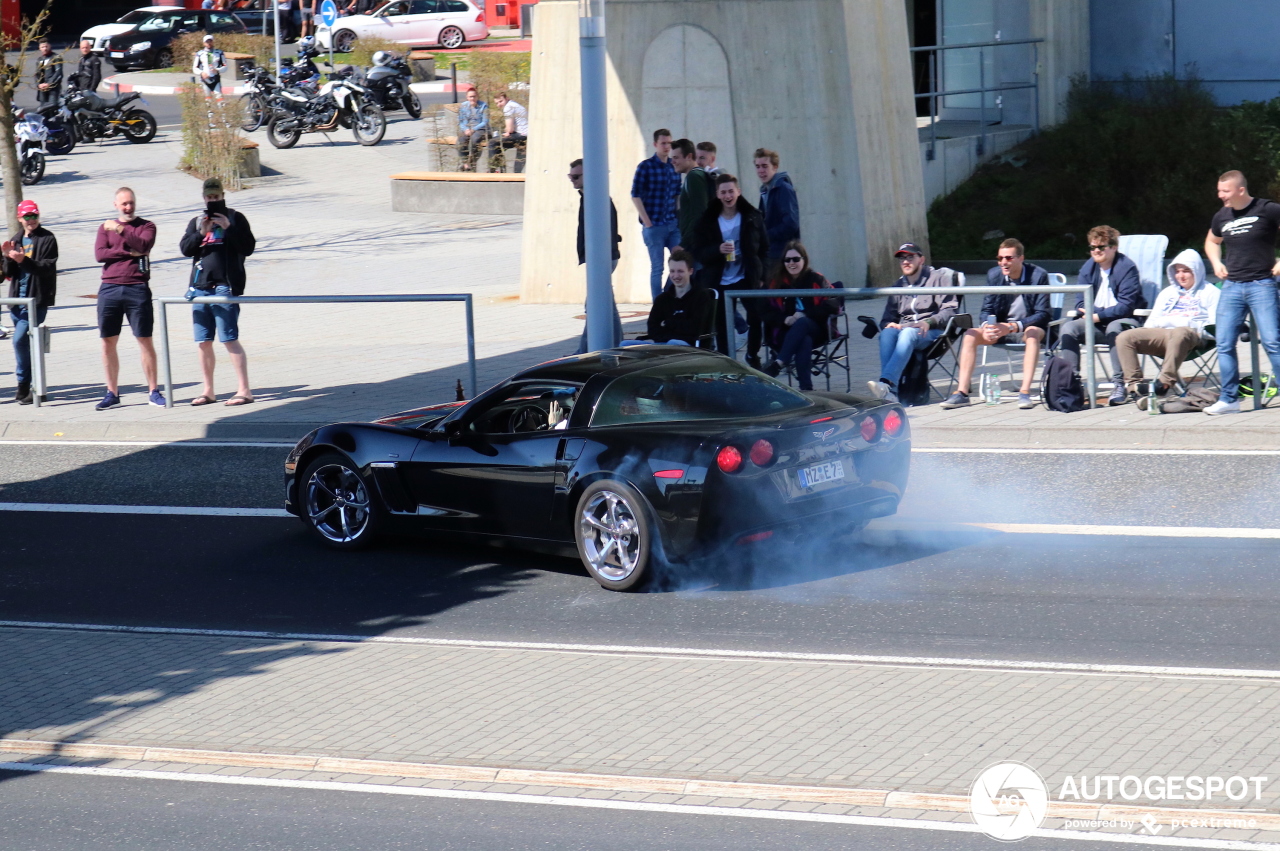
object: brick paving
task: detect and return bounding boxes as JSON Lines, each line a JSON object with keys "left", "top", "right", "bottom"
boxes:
{"left": 3, "top": 627, "right": 1278, "bottom": 812}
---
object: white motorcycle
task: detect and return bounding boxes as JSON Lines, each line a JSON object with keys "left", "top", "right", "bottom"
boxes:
{"left": 15, "top": 110, "right": 47, "bottom": 185}
{"left": 265, "top": 72, "right": 386, "bottom": 149}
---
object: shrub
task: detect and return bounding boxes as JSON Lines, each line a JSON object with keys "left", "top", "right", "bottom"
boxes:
{"left": 178, "top": 84, "right": 247, "bottom": 192}
{"left": 467, "top": 51, "right": 531, "bottom": 106}
{"left": 927, "top": 75, "right": 1280, "bottom": 260}
{"left": 170, "top": 32, "right": 276, "bottom": 71}
{"left": 332, "top": 36, "right": 403, "bottom": 70}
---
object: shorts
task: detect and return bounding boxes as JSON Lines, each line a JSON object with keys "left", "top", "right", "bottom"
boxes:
{"left": 98, "top": 283, "right": 154, "bottom": 338}
{"left": 192, "top": 284, "right": 240, "bottom": 343}
{"left": 300, "top": 7, "right": 314, "bottom": 20}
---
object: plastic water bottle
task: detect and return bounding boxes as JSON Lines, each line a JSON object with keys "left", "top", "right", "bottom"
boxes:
{"left": 991, "top": 379, "right": 1002, "bottom": 405}
{"left": 979, "top": 373, "right": 991, "bottom": 405}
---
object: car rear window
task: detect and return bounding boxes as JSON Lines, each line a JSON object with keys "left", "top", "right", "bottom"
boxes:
{"left": 441, "top": 0, "right": 470, "bottom": 11}
{"left": 590, "top": 361, "right": 812, "bottom": 427}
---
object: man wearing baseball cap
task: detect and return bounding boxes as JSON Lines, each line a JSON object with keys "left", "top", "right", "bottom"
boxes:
{"left": 869, "top": 242, "right": 960, "bottom": 403}
{"left": 193, "top": 34, "right": 227, "bottom": 96}
{"left": 2, "top": 200, "right": 58, "bottom": 404}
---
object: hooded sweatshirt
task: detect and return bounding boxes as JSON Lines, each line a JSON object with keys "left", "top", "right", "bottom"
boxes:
{"left": 1145, "top": 248, "right": 1218, "bottom": 336}
{"left": 759, "top": 171, "right": 799, "bottom": 258}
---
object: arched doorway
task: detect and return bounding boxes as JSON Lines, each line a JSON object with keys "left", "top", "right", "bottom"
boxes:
{"left": 640, "top": 24, "right": 737, "bottom": 178}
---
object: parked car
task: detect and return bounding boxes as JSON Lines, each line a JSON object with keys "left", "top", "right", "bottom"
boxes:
{"left": 81, "top": 5, "right": 174, "bottom": 54}
{"left": 284, "top": 348, "right": 911, "bottom": 591}
{"left": 105, "top": 9, "right": 248, "bottom": 71}
{"left": 318, "top": 0, "right": 489, "bottom": 53}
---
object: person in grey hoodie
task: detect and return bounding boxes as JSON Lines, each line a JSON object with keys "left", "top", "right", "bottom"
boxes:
{"left": 1114, "top": 248, "right": 1219, "bottom": 400}
{"left": 874, "top": 242, "right": 961, "bottom": 402}
{"left": 754, "top": 147, "right": 799, "bottom": 263}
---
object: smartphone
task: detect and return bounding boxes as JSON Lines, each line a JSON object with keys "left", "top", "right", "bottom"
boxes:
{"left": 205, "top": 199, "right": 227, "bottom": 216}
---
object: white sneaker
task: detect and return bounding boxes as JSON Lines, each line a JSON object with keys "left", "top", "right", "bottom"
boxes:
{"left": 1205, "top": 399, "right": 1241, "bottom": 416}
{"left": 867, "top": 380, "right": 898, "bottom": 403}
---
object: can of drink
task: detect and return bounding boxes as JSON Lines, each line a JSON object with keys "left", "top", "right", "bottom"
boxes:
{"left": 726, "top": 243, "right": 736, "bottom": 263}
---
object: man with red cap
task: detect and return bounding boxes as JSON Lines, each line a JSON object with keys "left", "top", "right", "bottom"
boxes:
{"left": 2, "top": 200, "right": 58, "bottom": 404}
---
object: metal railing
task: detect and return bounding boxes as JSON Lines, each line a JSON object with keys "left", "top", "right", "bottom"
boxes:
{"left": 724, "top": 285, "right": 1098, "bottom": 408}
{"left": 0, "top": 298, "right": 45, "bottom": 408}
{"left": 910, "top": 37, "right": 1044, "bottom": 159}
{"left": 155, "top": 294, "right": 476, "bottom": 410}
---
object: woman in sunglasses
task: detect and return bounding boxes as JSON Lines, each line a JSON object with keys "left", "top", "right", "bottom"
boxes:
{"left": 759, "top": 240, "right": 836, "bottom": 390}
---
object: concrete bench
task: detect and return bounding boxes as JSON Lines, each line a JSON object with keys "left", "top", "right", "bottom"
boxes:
{"left": 391, "top": 171, "right": 524, "bottom": 215}
{"left": 224, "top": 52, "right": 257, "bottom": 83}
{"left": 406, "top": 50, "right": 436, "bottom": 82}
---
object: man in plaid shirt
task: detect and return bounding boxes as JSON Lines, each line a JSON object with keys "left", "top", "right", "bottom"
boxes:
{"left": 631, "top": 128, "right": 681, "bottom": 300}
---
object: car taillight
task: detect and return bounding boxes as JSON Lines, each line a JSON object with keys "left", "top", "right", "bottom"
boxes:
{"left": 716, "top": 445, "right": 743, "bottom": 473}
{"left": 476, "top": 12, "right": 484, "bottom": 21}
{"left": 859, "top": 415, "right": 878, "bottom": 442}
{"left": 883, "top": 409, "right": 903, "bottom": 437}
{"left": 749, "top": 439, "right": 774, "bottom": 467}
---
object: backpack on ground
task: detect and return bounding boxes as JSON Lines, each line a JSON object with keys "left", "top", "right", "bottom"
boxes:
{"left": 1155, "top": 387, "right": 1216, "bottom": 413}
{"left": 898, "top": 349, "right": 932, "bottom": 406}
{"left": 1040, "top": 355, "right": 1086, "bottom": 412}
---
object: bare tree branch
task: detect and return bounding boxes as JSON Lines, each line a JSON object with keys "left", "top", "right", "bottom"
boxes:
{"left": 0, "top": 2, "right": 54, "bottom": 235}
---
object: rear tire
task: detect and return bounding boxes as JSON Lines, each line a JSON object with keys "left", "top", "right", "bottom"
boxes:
{"left": 574, "top": 480, "right": 663, "bottom": 591}
{"left": 352, "top": 102, "right": 385, "bottom": 146}
{"left": 267, "top": 115, "right": 301, "bottom": 148}
{"left": 299, "top": 452, "right": 384, "bottom": 550}
{"left": 240, "top": 94, "right": 268, "bottom": 131}
{"left": 121, "top": 109, "right": 157, "bottom": 143}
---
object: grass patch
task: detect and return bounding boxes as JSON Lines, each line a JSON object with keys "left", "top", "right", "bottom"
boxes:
{"left": 928, "top": 75, "right": 1280, "bottom": 260}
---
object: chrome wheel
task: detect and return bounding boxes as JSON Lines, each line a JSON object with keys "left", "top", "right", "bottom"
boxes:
{"left": 305, "top": 463, "right": 372, "bottom": 544}
{"left": 579, "top": 489, "right": 641, "bottom": 582}
{"left": 439, "top": 26, "right": 464, "bottom": 49}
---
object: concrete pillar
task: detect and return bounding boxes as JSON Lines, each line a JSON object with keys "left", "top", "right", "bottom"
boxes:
{"left": 520, "top": 0, "right": 928, "bottom": 303}
{"left": 1031, "top": 0, "right": 1090, "bottom": 128}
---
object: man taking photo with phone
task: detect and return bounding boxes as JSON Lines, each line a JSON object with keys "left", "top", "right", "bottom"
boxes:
{"left": 179, "top": 177, "right": 256, "bottom": 406}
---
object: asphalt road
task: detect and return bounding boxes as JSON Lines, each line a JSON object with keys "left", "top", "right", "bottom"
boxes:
{"left": 0, "top": 768, "right": 1153, "bottom": 851}
{"left": 1, "top": 444, "right": 1278, "bottom": 668}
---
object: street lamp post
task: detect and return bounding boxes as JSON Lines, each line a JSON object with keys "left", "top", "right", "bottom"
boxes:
{"left": 272, "top": 0, "right": 282, "bottom": 82}
{"left": 579, "top": 0, "right": 613, "bottom": 351}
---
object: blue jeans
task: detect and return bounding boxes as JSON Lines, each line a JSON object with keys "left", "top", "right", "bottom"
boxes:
{"left": 777, "top": 315, "right": 820, "bottom": 391}
{"left": 11, "top": 304, "right": 47, "bottom": 386}
{"left": 1216, "top": 278, "right": 1280, "bottom": 402}
{"left": 878, "top": 325, "right": 942, "bottom": 388}
{"left": 641, "top": 220, "right": 680, "bottom": 301}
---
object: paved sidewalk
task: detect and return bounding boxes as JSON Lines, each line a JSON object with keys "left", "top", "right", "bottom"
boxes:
{"left": 1, "top": 626, "right": 1277, "bottom": 840}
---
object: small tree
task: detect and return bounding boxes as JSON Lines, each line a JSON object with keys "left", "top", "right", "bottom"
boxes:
{"left": 0, "top": 2, "right": 53, "bottom": 236}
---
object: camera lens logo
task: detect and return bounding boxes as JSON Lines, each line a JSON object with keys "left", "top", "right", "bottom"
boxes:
{"left": 969, "top": 762, "right": 1049, "bottom": 841}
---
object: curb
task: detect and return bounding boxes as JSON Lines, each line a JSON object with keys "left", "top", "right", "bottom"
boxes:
{"left": 0, "top": 421, "right": 322, "bottom": 443}
{"left": 409, "top": 80, "right": 473, "bottom": 95}
{"left": 911, "top": 424, "right": 1280, "bottom": 451}
{"left": 103, "top": 74, "right": 247, "bottom": 96}
{"left": 2, "top": 739, "right": 1277, "bottom": 829}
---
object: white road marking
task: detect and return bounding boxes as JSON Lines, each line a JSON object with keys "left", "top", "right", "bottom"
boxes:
{"left": 0, "top": 504, "right": 291, "bottom": 517}
{"left": 916, "top": 447, "right": 1280, "bottom": 456}
{"left": 2, "top": 620, "right": 1278, "bottom": 681}
{"left": 0, "top": 440, "right": 293, "bottom": 448}
{"left": 0, "top": 762, "right": 1273, "bottom": 849}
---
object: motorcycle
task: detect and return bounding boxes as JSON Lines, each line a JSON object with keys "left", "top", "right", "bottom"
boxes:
{"left": 238, "top": 65, "right": 278, "bottom": 132}
{"left": 62, "top": 84, "right": 157, "bottom": 145}
{"left": 265, "top": 72, "right": 386, "bottom": 149}
{"left": 14, "top": 110, "right": 47, "bottom": 185}
{"left": 35, "top": 96, "right": 76, "bottom": 156}
{"left": 362, "top": 53, "right": 421, "bottom": 120}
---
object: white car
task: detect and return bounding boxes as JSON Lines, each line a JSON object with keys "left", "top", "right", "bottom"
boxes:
{"left": 80, "top": 5, "right": 174, "bottom": 54}
{"left": 319, "top": 0, "right": 489, "bottom": 53}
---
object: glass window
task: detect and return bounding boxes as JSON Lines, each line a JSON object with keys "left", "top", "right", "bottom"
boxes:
{"left": 138, "top": 14, "right": 177, "bottom": 32}
{"left": 119, "top": 10, "right": 155, "bottom": 23}
{"left": 590, "top": 361, "right": 812, "bottom": 427}
{"left": 209, "top": 12, "right": 236, "bottom": 29}
{"left": 466, "top": 382, "right": 583, "bottom": 436}
{"left": 380, "top": 1, "right": 408, "bottom": 15}
{"left": 410, "top": 0, "right": 440, "bottom": 12}
{"left": 442, "top": 0, "right": 469, "bottom": 11}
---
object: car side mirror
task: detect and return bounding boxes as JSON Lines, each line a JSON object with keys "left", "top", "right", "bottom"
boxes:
{"left": 442, "top": 418, "right": 466, "bottom": 438}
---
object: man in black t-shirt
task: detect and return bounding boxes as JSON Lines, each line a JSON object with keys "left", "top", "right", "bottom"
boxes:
{"left": 1204, "top": 169, "right": 1280, "bottom": 414}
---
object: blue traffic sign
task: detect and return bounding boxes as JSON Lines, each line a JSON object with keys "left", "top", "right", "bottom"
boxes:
{"left": 319, "top": 0, "right": 338, "bottom": 28}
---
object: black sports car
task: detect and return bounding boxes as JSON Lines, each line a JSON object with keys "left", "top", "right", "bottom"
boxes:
{"left": 284, "top": 347, "right": 911, "bottom": 590}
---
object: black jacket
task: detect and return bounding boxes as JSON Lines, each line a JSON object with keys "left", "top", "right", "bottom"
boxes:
{"left": 980, "top": 262, "right": 1051, "bottom": 330}
{"left": 691, "top": 198, "right": 769, "bottom": 289}
{"left": 647, "top": 285, "right": 714, "bottom": 344}
{"left": 3, "top": 226, "right": 58, "bottom": 310}
{"left": 179, "top": 208, "right": 256, "bottom": 296}
{"left": 1074, "top": 252, "right": 1145, "bottom": 322}
{"left": 759, "top": 172, "right": 800, "bottom": 258}
{"left": 577, "top": 193, "right": 621, "bottom": 265}
{"left": 72, "top": 53, "right": 102, "bottom": 94}
{"left": 760, "top": 269, "right": 835, "bottom": 349}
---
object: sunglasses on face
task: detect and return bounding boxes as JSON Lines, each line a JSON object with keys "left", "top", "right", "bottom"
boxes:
{"left": 1089, "top": 244, "right": 1113, "bottom": 252}
{"left": 21, "top": 214, "right": 38, "bottom": 220}
{"left": 783, "top": 256, "right": 803, "bottom": 263}
{"left": 996, "top": 255, "right": 1016, "bottom": 262}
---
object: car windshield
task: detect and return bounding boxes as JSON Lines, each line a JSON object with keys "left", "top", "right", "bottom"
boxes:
{"left": 591, "top": 361, "right": 812, "bottom": 427}
{"left": 118, "top": 10, "right": 156, "bottom": 23}
{"left": 137, "top": 14, "right": 176, "bottom": 31}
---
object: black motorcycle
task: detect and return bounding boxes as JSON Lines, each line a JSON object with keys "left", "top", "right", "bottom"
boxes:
{"left": 35, "top": 95, "right": 77, "bottom": 156}
{"left": 265, "top": 72, "right": 386, "bottom": 149}
{"left": 363, "top": 55, "right": 421, "bottom": 119}
{"left": 62, "top": 85, "right": 158, "bottom": 144}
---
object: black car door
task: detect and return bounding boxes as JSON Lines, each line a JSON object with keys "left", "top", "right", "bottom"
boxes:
{"left": 403, "top": 381, "right": 581, "bottom": 540}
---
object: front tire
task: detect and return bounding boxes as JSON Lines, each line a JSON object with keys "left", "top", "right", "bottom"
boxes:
{"left": 240, "top": 94, "right": 268, "bottom": 131}
{"left": 333, "top": 29, "right": 356, "bottom": 53}
{"left": 300, "top": 453, "right": 383, "bottom": 549}
{"left": 20, "top": 151, "right": 45, "bottom": 185}
{"left": 46, "top": 127, "right": 75, "bottom": 155}
{"left": 121, "top": 109, "right": 157, "bottom": 143}
{"left": 574, "top": 480, "right": 662, "bottom": 591}
{"left": 402, "top": 90, "right": 422, "bottom": 119}
{"left": 352, "top": 102, "right": 385, "bottom": 146}
{"left": 267, "top": 115, "right": 301, "bottom": 148}
{"left": 155, "top": 48, "right": 174, "bottom": 69}
{"left": 438, "top": 26, "right": 464, "bottom": 49}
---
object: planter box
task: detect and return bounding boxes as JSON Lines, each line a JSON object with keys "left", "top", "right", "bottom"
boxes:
{"left": 239, "top": 140, "right": 260, "bottom": 178}
{"left": 390, "top": 171, "right": 524, "bottom": 215}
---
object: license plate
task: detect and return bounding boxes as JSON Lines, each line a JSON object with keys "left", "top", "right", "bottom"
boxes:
{"left": 797, "top": 459, "right": 845, "bottom": 489}
{"left": 110, "top": 51, "right": 124, "bottom": 58}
